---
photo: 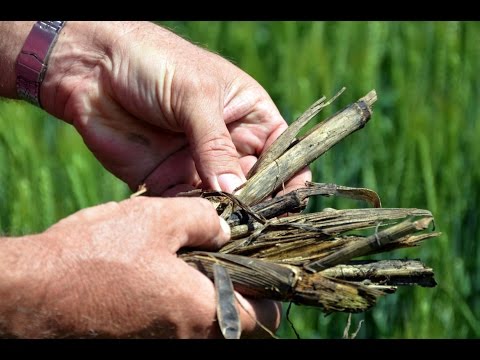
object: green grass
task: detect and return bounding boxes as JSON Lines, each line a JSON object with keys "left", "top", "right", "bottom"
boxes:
{"left": 1, "top": 21, "right": 479, "bottom": 338}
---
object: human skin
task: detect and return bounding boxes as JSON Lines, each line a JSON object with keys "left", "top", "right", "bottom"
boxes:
{"left": 0, "top": 21, "right": 311, "bottom": 338}
{"left": 0, "top": 197, "right": 282, "bottom": 338}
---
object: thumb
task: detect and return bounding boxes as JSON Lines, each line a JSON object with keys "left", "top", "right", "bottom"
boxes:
{"left": 134, "top": 197, "right": 231, "bottom": 252}
{"left": 184, "top": 106, "right": 245, "bottom": 193}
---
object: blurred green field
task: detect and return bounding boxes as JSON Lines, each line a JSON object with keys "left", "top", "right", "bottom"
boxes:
{"left": 1, "top": 21, "right": 479, "bottom": 338}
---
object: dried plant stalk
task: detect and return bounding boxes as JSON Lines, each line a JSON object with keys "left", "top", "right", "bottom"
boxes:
{"left": 181, "top": 210, "right": 437, "bottom": 312}
{"left": 304, "top": 217, "right": 434, "bottom": 272}
{"left": 236, "top": 90, "right": 377, "bottom": 205}
{"left": 320, "top": 260, "right": 437, "bottom": 287}
{"left": 177, "top": 89, "right": 439, "bottom": 318}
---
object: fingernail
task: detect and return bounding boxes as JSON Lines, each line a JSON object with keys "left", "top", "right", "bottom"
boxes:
{"left": 217, "top": 173, "right": 244, "bottom": 193}
{"left": 219, "top": 217, "right": 231, "bottom": 239}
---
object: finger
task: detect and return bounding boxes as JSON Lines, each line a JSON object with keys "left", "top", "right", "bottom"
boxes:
{"left": 226, "top": 102, "right": 288, "bottom": 158}
{"left": 234, "top": 293, "right": 282, "bottom": 338}
{"left": 239, "top": 155, "right": 257, "bottom": 177}
{"left": 163, "top": 184, "right": 196, "bottom": 197}
{"left": 275, "top": 166, "right": 312, "bottom": 197}
{"left": 158, "top": 258, "right": 281, "bottom": 338}
{"left": 125, "top": 197, "right": 230, "bottom": 252}
{"left": 144, "top": 154, "right": 256, "bottom": 196}
{"left": 141, "top": 146, "right": 202, "bottom": 196}
{"left": 184, "top": 103, "right": 246, "bottom": 193}
{"left": 263, "top": 121, "right": 288, "bottom": 154}
{"left": 144, "top": 155, "right": 256, "bottom": 196}
{"left": 144, "top": 255, "right": 226, "bottom": 338}
{"left": 162, "top": 197, "right": 231, "bottom": 251}
{"left": 178, "top": 260, "right": 282, "bottom": 338}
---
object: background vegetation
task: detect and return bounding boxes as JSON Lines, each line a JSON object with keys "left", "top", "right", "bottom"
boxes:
{"left": 1, "top": 21, "right": 479, "bottom": 338}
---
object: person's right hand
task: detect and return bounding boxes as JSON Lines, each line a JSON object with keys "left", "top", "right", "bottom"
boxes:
{"left": 0, "top": 196, "right": 280, "bottom": 338}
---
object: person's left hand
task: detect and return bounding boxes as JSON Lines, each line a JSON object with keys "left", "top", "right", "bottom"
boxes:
{"left": 41, "top": 21, "right": 311, "bottom": 196}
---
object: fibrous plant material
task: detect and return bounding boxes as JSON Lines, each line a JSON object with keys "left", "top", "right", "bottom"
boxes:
{"left": 236, "top": 89, "right": 376, "bottom": 205}
{"left": 177, "top": 89, "right": 440, "bottom": 337}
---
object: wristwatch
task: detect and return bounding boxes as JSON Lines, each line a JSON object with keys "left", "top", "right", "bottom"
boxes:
{"left": 15, "top": 21, "right": 66, "bottom": 107}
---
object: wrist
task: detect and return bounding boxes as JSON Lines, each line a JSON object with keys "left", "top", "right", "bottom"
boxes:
{"left": 40, "top": 21, "right": 116, "bottom": 121}
{"left": 15, "top": 21, "right": 66, "bottom": 107}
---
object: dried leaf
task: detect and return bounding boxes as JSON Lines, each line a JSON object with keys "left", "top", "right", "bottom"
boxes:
{"left": 213, "top": 264, "right": 241, "bottom": 339}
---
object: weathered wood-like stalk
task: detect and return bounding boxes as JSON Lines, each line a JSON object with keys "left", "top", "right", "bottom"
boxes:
{"left": 177, "top": 89, "right": 439, "bottom": 328}
{"left": 236, "top": 91, "right": 377, "bottom": 205}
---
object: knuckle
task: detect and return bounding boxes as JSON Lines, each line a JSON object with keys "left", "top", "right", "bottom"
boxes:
{"left": 196, "top": 136, "right": 239, "bottom": 164}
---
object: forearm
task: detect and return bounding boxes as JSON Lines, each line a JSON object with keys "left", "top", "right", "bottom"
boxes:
{"left": 0, "top": 233, "right": 92, "bottom": 338}
{"left": 0, "top": 21, "right": 35, "bottom": 98}
{"left": 0, "top": 234, "right": 54, "bottom": 338}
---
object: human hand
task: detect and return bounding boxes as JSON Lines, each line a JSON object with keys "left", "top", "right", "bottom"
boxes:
{"left": 41, "top": 21, "right": 311, "bottom": 196}
{"left": 0, "top": 196, "right": 281, "bottom": 338}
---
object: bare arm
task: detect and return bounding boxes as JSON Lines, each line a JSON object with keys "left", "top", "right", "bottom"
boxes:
{"left": 0, "top": 21, "right": 34, "bottom": 97}
{"left": 1, "top": 21, "right": 310, "bottom": 194}
{"left": 0, "top": 197, "right": 280, "bottom": 338}
{"left": 0, "top": 21, "right": 306, "bottom": 338}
